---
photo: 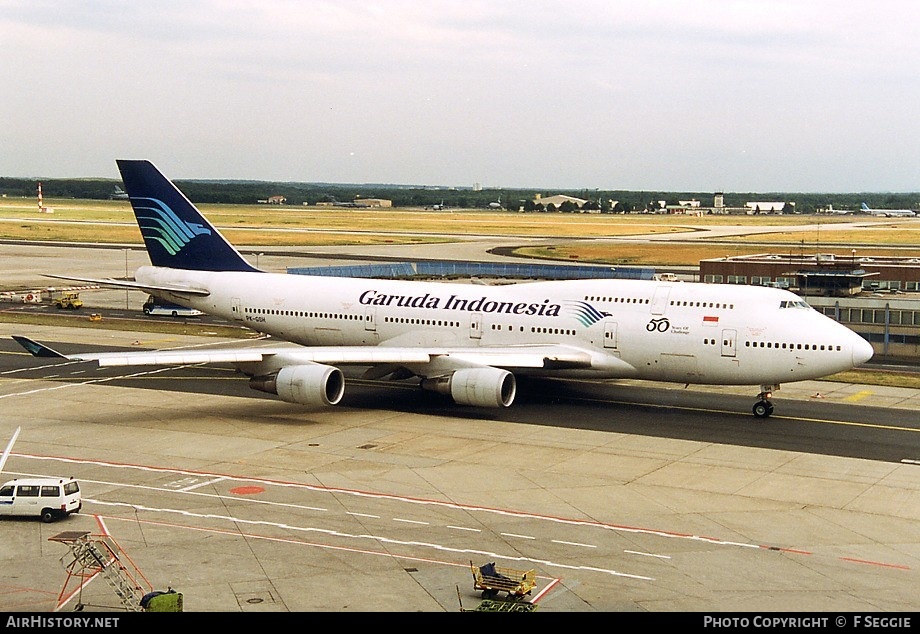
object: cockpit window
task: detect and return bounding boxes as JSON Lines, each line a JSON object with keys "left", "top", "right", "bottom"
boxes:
{"left": 779, "top": 300, "right": 810, "bottom": 309}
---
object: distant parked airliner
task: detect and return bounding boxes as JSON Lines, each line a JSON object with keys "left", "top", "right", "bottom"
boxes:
{"left": 861, "top": 202, "right": 916, "bottom": 217}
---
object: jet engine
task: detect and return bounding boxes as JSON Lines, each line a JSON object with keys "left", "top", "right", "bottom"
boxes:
{"left": 249, "top": 364, "right": 345, "bottom": 406}
{"left": 421, "top": 367, "right": 516, "bottom": 408}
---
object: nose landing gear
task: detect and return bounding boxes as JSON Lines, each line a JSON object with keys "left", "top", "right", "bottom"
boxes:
{"left": 753, "top": 385, "right": 777, "bottom": 418}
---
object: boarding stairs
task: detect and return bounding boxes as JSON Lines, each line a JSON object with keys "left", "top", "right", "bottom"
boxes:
{"left": 50, "top": 531, "right": 153, "bottom": 612}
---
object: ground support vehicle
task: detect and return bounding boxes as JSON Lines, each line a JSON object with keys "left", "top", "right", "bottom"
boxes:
{"left": 0, "top": 477, "right": 82, "bottom": 522}
{"left": 53, "top": 292, "right": 83, "bottom": 310}
{"left": 472, "top": 599, "right": 537, "bottom": 612}
{"left": 142, "top": 295, "right": 203, "bottom": 317}
{"left": 470, "top": 561, "right": 536, "bottom": 600}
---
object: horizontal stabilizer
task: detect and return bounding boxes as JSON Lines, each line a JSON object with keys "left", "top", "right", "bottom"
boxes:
{"left": 43, "top": 274, "right": 210, "bottom": 296}
{"left": 12, "top": 336, "right": 68, "bottom": 358}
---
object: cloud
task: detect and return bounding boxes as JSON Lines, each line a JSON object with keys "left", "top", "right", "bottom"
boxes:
{"left": 1, "top": 1, "right": 919, "bottom": 191}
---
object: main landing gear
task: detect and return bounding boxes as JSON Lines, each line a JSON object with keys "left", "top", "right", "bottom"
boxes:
{"left": 753, "top": 385, "right": 777, "bottom": 418}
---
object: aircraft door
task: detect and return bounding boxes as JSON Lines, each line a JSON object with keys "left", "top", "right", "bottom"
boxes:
{"left": 650, "top": 286, "right": 671, "bottom": 315}
{"left": 721, "top": 329, "right": 737, "bottom": 357}
{"left": 364, "top": 307, "right": 376, "bottom": 332}
{"left": 231, "top": 297, "right": 243, "bottom": 321}
{"left": 470, "top": 312, "right": 482, "bottom": 340}
{"left": 603, "top": 321, "right": 618, "bottom": 349}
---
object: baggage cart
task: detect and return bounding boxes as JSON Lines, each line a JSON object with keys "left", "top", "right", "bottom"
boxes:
{"left": 470, "top": 561, "right": 536, "bottom": 600}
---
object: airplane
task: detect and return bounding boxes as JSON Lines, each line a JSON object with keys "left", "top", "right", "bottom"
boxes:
{"left": 13, "top": 159, "right": 874, "bottom": 418}
{"left": 822, "top": 205, "right": 855, "bottom": 215}
{"left": 860, "top": 202, "right": 916, "bottom": 217}
{"left": 428, "top": 200, "right": 446, "bottom": 211}
{"left": 489, "top": 196, "right": 502, "bottom": 209}
{"left": 110, "top": 185, "right": 129, "bottom": 200}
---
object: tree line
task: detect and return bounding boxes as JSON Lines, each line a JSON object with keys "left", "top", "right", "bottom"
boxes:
{"left": 1, "top": 176, "right": 916, "bottom": 214}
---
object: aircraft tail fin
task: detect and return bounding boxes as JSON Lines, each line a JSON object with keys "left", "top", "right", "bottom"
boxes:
{"left": 861, "top": 202, "right": 870, "bottom": 211}
{"left": 116, "top": 159, "right": 260, "bottom": 272}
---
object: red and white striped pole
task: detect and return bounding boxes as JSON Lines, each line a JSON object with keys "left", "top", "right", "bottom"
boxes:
{"left": 37, "top": 182, "right": 43, "bottom": 212}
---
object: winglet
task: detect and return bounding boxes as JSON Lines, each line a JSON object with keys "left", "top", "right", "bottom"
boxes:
{"left": 12, "top": 336, "right": 68, "bottom": 358}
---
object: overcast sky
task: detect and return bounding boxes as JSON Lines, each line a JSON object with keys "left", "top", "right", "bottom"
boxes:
{"left": 2, "top": 1, "right": 919, "bottom": 192}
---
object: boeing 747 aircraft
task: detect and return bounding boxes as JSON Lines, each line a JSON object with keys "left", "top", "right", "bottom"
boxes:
{"left": 14, "top": 160, "right": 874, "bottom": 418}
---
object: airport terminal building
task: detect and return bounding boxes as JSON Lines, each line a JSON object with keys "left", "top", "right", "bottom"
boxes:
{"left": 700, "top": 253, "right": 920, "bottom": 362}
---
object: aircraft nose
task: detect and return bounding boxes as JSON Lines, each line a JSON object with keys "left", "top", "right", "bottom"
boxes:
{"left": 852, "top": 336, "right": 874, "bottom": 366}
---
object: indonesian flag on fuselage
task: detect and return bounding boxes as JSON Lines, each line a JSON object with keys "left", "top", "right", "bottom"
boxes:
{"left": 702, "top": 315, "right": 719, "bottom": 326}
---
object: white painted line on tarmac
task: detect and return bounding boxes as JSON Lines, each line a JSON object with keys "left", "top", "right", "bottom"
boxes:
{"left": 552, "top": 540, "right": 596, "bottom": 549}
{"left": 91, "top": 502, "right": 655, "bottom": 581}
{"left": 180, "top": 476, "right": 228, "bottom": 492}
{"left": 625, "top": 549, "right": 671, "bottom": 559}
{"left": 394, "top": 518, "right": 429, "bottom": 525}
{"left": 501, "top": 532, "right": 536, "bottom": 540}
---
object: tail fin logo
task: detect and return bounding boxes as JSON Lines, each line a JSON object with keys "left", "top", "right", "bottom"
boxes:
{"left": 132, "top": 196, "right": 211, "bottom": 255}
{"left": 566, "top": 301, "right": 610, "bottom": 327}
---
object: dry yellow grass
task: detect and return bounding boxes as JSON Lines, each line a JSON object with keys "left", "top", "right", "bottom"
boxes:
{"left": 2, "top": 197, "right": 918, "bottom": 264}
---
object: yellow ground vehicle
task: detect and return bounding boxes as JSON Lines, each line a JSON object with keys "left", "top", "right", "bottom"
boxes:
{"left": 53, "top": 292, "right": 83, "bottom": 310}
{"left": 470, "top": 561, "right": 536, "bottom": 600}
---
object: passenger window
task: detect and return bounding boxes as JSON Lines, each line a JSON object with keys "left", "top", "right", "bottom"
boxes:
{"left": 40, "top": 486, "right": 60, "bottom": 497}
{"left": 17, "top": 486, "right": 39, "bottom": 497}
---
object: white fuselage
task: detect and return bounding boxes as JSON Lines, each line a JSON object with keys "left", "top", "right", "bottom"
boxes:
{"left": 140, "top": 266, "right": 872, "bottom": 387}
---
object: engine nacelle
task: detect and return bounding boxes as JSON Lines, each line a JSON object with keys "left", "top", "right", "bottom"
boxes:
{"left": 421, "top": 367, "right": 516, "bottom": 408}
{"left": 249, "top": 364, "right": 345, "bottom": 407}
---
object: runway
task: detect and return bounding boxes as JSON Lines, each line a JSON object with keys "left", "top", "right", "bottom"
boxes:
{"left": 1, "top": 241, "right": 919, "bottom": 613}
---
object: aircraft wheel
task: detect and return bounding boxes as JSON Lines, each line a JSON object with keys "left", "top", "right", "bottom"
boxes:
{"left": 752, "top": 401, "right": 774, "bottom": 418}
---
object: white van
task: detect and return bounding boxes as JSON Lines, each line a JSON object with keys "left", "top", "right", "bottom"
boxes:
{"left": 0, "top": 477, "right": 82, "bottom": 522}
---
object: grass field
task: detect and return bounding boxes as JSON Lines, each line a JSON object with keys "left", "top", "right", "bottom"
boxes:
{"left": 2, "top": 197, "right": 919, "bottom": 266}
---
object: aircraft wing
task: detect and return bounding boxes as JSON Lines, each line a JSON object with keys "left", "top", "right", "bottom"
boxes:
{"left": 12, "top": 336, "right": 605, "bottom": 375}
{"left": 42, "top": 274, "right": 210, "bottom": 297}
